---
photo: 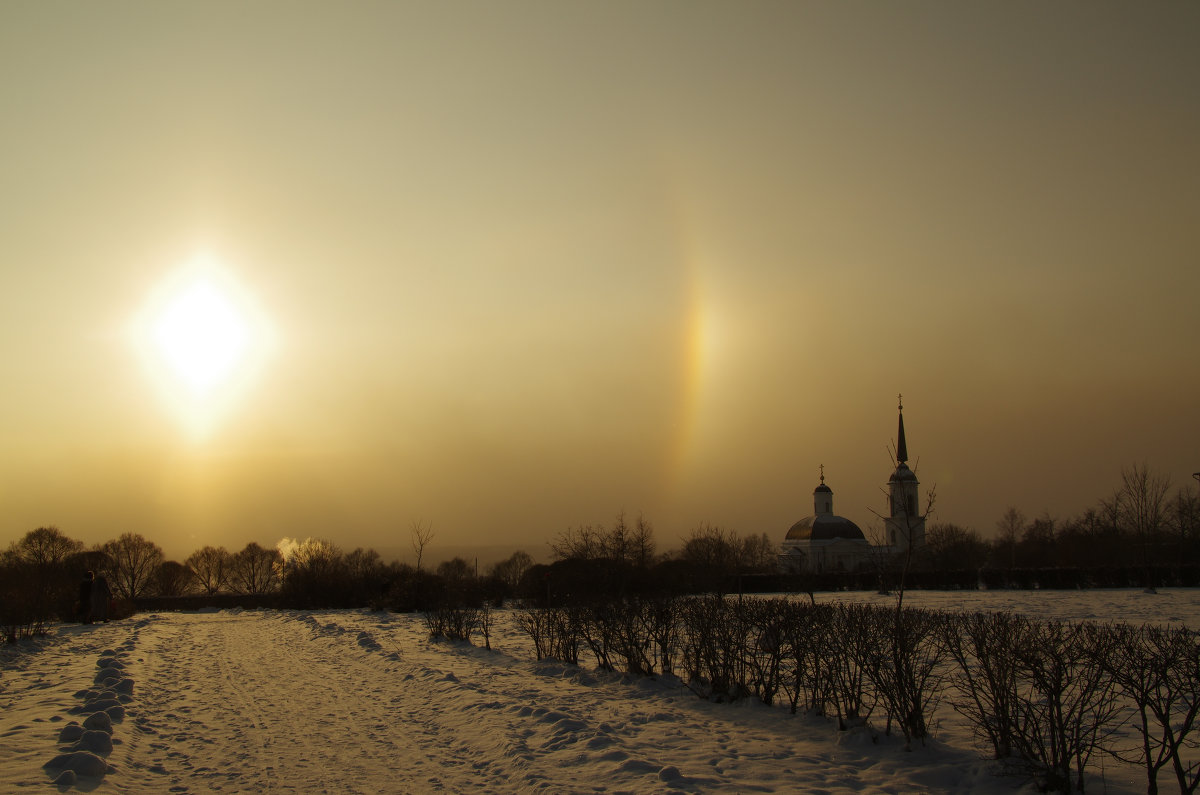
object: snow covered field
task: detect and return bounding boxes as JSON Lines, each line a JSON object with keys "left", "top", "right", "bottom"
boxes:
{"left": 4, "top": 588, "right": 1196, "bottom": 793}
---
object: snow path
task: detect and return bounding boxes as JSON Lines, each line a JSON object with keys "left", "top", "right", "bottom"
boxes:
{"left": 3, "top": 600, "right": 1163, "bottom": 793}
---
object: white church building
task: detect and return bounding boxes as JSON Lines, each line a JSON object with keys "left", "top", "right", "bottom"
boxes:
{"left": 780, "top": 399, "right": 926, "bottom": 574}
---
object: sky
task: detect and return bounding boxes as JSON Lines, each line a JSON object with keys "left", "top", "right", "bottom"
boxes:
{"left": 1, "top": 1, "right": 1197, "bottom": 563}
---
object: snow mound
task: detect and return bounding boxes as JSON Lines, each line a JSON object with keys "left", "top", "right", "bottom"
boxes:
{"left": 50, "top": 769, "right": 77, "bottom": 786}
{"left": 68, "top": 729, "right": 113, "bottom": 754}
{"left": 83, "top": 712, "right": 113, "bottom": 732}
{"left": 43, "top": 750, "right": 111, "bottom": 777}
{"left": 95, "top": 667, "right": 127, "bottom": 688}
{"left": 57, "top": 723, "right": 84, "bottom": 743}
{"left": 46, "top": 645, "right": 136, "bottom": 785}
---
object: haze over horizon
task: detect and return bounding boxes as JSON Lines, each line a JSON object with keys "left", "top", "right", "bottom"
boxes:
{"left": 2, "top": 2, "right": 1197, "bottom": 563}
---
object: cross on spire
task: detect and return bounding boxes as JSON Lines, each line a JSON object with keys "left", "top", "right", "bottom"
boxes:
{"left": 819, "top": 463, "right": 825, "bottom": 484}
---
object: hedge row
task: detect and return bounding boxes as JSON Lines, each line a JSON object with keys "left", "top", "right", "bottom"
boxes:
{"left": 512, "top": 596, "right": 1200, "bottom": 794}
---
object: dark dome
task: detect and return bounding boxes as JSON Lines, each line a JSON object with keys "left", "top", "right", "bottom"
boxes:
{"left": 814, "top": 483, "right": 833, "bottom": 494}
{"left": 785, "top": 515, "right": 866, "bottom": 542}
{"left": 889, "top": 464, "right": 919, "bottom": 484}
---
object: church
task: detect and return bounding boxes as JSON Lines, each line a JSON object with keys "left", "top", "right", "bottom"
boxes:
{"left": 780, "top": 399, "right": 926, "bottom": 573}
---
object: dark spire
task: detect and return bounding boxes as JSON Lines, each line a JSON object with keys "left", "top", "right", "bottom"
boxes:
{"left": 896, "top": 394, "right": 908, "bottom": 464}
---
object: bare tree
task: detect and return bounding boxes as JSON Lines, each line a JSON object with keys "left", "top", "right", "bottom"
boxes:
{"left": 436, "top": 556, "right": 473, "bottom": 581}
{"left": 345, "top": 547, "right": 385, "bottom": 582}
{"left": 550, "top": 513, "right": 657, "bottom": 567}
{"left": 230, "top": 542, "right": 282, "bottom": 595}
{"left": 8, "top": 526, "right": 83, "bottom": 567}
{"left": 1110, "top": 463, "right": 1172, "bottom": 590}
{"left": 1170, "top": 484, "right": 1200, "bottom": 555}
{"left": 489, "top": 550, "right": 534, "bottom": 590}
{"left": 739, "top": 532, "right": 779, "bottom": 573}
{"left": 286, "top": 537, "right": 341, "bottom": 572}
{"left": 680, "top": 524, "right": 741, "bottom": 569}
{"left": 186, "top": 546, "right": 232, "bottom": 595}
{"left": 926, "top": 523, "right": 989, "bottom": 572}
{"left": 1016, "top": 513, "right": 1057, "bottom": 569}
{"left": 155, "top": 560, "right": 195, "bottom": 597}
{"left": 992, "top": 508, "right": 1026, "bottom": 571}
{"left": 549, "top": 524, "right": 602, "bottom": 561}
{"left": 411, "top": 520, "right": 435, "bottom": 572}
{"left": 628, "top": 514, "right": 657, "bottom": 568}
{"left": 2, "top": 526, "right": 85, "bottom": 630}
{"left": 101, "top": 533, "right": 165, "bottom": 600}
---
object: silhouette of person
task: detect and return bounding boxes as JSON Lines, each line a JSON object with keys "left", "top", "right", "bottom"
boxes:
{"left": 78, "top": 571, "right": 95, "bottom": 624}
{"left": 91, "top": 574, "right": 112, "bottom": 623}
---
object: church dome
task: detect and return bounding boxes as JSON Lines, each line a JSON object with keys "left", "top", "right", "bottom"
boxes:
{"left": 814, "top": 483, "right": 832, "bottom": 494}
{"left": 785, "top": 515, "right": 866, "bottom": 542}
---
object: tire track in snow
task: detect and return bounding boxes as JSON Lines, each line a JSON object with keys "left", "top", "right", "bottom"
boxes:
{"left": 120, "top": 610, "right": 514, "bottom": 793}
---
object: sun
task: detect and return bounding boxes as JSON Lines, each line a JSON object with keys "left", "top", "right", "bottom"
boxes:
{"left": 152, "top": 278, "right": 249, "bottom": 394}
{"left": 133, "top": 255, "right": 273, "bottom": 436}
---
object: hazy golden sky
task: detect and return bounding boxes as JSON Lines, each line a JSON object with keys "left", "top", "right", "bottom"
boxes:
{"left": 1, "top": 1, "right": 1197, "bottom": 561}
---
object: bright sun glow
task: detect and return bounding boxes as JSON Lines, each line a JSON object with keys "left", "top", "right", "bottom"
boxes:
{"left": 152, "top": 280, "right": 249, "bottom": 394}
{"left": 133, "top": 255, "right": 273, "bottom": 437}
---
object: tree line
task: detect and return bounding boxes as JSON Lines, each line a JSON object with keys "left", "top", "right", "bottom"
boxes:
{"left": 4, "top": 461, "right": 1195, "bottom": 638}
{"left": 909, "top": 464, "right": 1199, "bottom": 586}
{"left": 0, "top": 514, "right": 777, "bottom": 640}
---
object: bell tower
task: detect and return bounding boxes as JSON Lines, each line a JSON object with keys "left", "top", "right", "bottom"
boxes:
{"left": 885, "top": 396, "right": 925, "bottom": 551}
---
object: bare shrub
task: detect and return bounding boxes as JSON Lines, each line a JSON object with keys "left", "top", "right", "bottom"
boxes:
{"left": 1008, "top": 620, "right": 1123, "bottom": 793}
{"left": 514, "top": 606, "right": 580, "bottom": 665}
{"left": 825, "top": 603, "right": 878, "bottom": 729}
{"left": 589, "top": 598, "right": 665, "bottom": 676}
{"left": 423, "top": 604, "right": 484, "bottom": 642}
{"left": 943, "top": 611, "right": 1032, "bottom": 760}
{"left": 865, "top": 606, "right": 948, "bottom": 746}
{"left": 642, "top": 596, "right": 680, "bottom": 677}
{"left": 778, "top": 602, "right": 834, "bottom": 716}
{"left": 1104, "top": 623, "right": 1200, "bottom": 794}
{"left": 576, "top": 602, "right": 618, "bottom": 672}
{"left": 741, "top": 599, "right": 788, "bottom": 707}
{"left": 678, "top": 596, "right": 752, "bottom": 701}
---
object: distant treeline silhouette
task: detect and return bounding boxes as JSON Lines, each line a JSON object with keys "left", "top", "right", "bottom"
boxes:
{"left": 2, "top": 463, "right": 1196, "bottom": 637}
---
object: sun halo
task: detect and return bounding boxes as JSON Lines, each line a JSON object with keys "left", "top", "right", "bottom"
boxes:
{"left": 133, "top": 256, "right": 273, "bottom": 437}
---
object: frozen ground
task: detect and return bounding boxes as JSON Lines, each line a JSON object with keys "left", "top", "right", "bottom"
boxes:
{"left": 4, "top": 588, "right": 1195, "bottom": 793}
